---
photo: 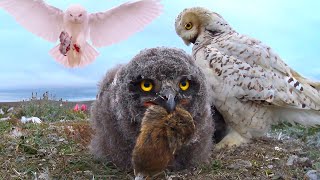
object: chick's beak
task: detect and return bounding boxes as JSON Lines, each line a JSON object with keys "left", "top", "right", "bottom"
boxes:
{"left": 159, "top": 88, "right": 177, "bottom": 113}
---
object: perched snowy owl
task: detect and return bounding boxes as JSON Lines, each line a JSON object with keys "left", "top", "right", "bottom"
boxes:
{"left": 0, "top": 0, "right": 162, "bottom": 68}
{"left": 175, "top": 7, "right": 320, "bottom": 149}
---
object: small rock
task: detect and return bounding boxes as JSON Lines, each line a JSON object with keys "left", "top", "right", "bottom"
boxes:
{"left": 38, "top": 149, "right": 47, "bottom": 157}
{"left": 268, "top": 165, "right": 274, "bottom": 169}
{"left": 274, "top": 146, "right": 284, "bottom": 151}
{"left": 304, "top": 170, "right": 320, "bottom": 180}
{"left": 21, "top": 116, "right": 42, "bottom": 124}
{"left": 7, "top": 107, "right": 14, "bottom": 113}
{"left": 286, "top": 155, "right": 298, "bottom": 166}
{"left": 38, "top": 167, "right": 50, "bottom": 180}
{"left": 286, "top": 155, "right": 312, "bottom": 167}
{"left": 271, "top": 174, "right": 284, "bottom": 180}
{"left": 298, "top": 157, "right": 312, "bottom": 168}
{"left": 227, "top": 159, "right": 252, "bottom": 169}
{"left": 10, "top": 127, "right": 23, "bottom": 138}
{"left": 0, "top": 117, "right": 10, "bottom": 121}
{"left": 299, "top": 157, "right": 309, "bottom": 163}
{"left": 0, "top": 108, "right": 4, "bottom": 115}
{"left": 15, "top": 156, "right": 26, "bottom": 163}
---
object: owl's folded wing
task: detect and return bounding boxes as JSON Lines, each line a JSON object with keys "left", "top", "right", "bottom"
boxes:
{"left": 89, "top": 0, "right": 162, "bottom": 48}
{"left": 0, "top": 0, "right": 63, "bottom": 42}
{"left": 204, "top": 45, "right": 320, "bottom": 110}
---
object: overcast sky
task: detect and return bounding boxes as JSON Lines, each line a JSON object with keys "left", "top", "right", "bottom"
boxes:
{"left": 0, "top": 0, "right": 319, "bottom": 90}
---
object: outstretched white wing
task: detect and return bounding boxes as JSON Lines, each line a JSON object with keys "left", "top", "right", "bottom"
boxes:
{"left": 89, "top": 0, "right": 163, "bottom": 47}
{"left": 0, "top": 0, "right": 64, "bottom": 42}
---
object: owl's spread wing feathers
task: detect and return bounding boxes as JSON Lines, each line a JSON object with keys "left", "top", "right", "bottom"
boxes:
{"left": 89, "top": 0, "right": 162, "bottom": 47}
{"left": 203, "top": 45, "right": 320, "bottom": 111}
{"left": 0, "top": 0, "right": 63, "bottom": 42}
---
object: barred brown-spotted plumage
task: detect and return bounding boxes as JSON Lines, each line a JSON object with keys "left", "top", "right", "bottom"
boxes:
{"left": 175, "top": 6, "right": 320, "bottom": 149}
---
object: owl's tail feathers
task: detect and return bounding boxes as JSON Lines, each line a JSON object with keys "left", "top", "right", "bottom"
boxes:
{"left": 49, "top": 44, "right": 69, "bottom": 67}
{"left": 291, "top": 69, "right": 320, "bottom": 90}
{"left": 273, "top": 107, "right": 320, "bottom": 127}
{"left": 49, "top": 43, "right": 99, "bottom": 68}
{"left": 78, "top": 42, "right": 99, "bottom": 67}
{"left": 304, "top": 80, "right": 320, "bottom": 90}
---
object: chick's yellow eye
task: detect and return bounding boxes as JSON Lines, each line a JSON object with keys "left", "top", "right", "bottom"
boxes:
{"left": 179, "top": 80, "right": 190, "bottom": 91}
{"left": 140, "top": 80, "right": 153, "bottom": 92}
{"left": 185, "top": 22, "right": 193, "bottom": 30}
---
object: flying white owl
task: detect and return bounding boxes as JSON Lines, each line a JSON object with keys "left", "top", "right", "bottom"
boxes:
{"left": 0, "top": 0, "right": 163, "bottom": 68}
{"left": 175, "top": 7, "right": 320, "bottom": 149}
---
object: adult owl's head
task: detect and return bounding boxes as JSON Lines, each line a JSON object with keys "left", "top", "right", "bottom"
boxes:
{"left": 110, "top": 47, "right": 207, "bottom": 126}
{"left": 175, "top": 7, "right": 232, "bottom": 45}
{"left": 64, "top": 4, "right": 88, "bottom": 24}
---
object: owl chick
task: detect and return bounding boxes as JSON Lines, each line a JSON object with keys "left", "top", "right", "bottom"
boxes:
{"left": 132, "top": 105, "right": 195, "bottom": 180}
{"left": 175, "top": 7, "right": 320, "bottom": 149}
{"left": 90, "top": 47, "right": 214, "bottom": 171}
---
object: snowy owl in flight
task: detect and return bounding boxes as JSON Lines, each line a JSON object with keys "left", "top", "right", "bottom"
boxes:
{"left": 0, "top": 0, "right": 163, "bottom": 68}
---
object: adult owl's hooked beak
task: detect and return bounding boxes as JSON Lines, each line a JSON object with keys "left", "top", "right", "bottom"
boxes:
{"left": 159, "top": 88, "right": 177, "bottom": 113}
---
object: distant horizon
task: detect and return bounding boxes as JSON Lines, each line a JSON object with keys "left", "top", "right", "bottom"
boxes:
{"left": 0, "top": 84, "right": 98, "bottom": 91}
{"left": 0, "top": 86, "right": 97, "bottom": 102}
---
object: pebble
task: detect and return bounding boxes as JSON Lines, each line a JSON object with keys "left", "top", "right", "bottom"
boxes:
{"left": 286, "top": 155, "right": 298, "bottom": 166}
{"left": 227, "top": 159, "right": 252, "bottom": 169}
{"left": 304, "top": 170, "right": 320, "bottom": 180}
{"left": 0, "top": 117, "right": 10, "bottom": 121}
{"left": 286, "top": 155, "right": 312, "bottom": 167}
{"left": 10, "top": 127, "right": 23, "bottom": 138}
{"left": 7, "top": 107, "right": 14, "bottom": 113}
{"left": 21, "top": 116, "right": 42, "bottom": 124}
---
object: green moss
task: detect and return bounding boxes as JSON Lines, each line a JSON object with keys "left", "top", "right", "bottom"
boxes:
{"left": 0, "top": 121, "right": 12, "bottom": 135}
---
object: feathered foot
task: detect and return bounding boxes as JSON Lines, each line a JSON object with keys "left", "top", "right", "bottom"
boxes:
{"left": 215, "top": 128, "right": 249, "bottom": 150}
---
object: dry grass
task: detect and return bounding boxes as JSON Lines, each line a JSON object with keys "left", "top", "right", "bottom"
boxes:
{"left": 0, "top": 119, "right": 131, "bottom": 179}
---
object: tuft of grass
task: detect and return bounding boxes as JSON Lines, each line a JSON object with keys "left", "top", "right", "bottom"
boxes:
{"left": 198, "top": 159, "right": 223, "bottom": 175}
{"left": 0, "top": 91, "right": 90, "bottom": 122}
{"left": 313, "top": 162, "right": 320, "bottom": 170}
{"left": 0, "top": 121, "right": 12, "bottom": 134}
{"left": 271, "top": 122, "right": 320, "bottom": 141}
{"left": 14, "top": 99, "right": 88, "bottom": 122}
{"left": 0, "top": 119, "right": 129, "bottom": 179}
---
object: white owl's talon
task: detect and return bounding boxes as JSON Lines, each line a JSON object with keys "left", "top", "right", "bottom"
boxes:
{"left": 215, "top": 129, "right": 249, "bottom": 150}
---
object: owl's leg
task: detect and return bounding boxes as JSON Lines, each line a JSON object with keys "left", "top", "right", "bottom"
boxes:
{"left": 214, "top": 128, "right": 249, "bottom": 150}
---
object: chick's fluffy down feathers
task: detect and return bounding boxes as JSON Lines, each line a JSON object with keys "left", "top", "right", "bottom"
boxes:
{"left": 90, "top": 47, "right": 214, "bottom": 170}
